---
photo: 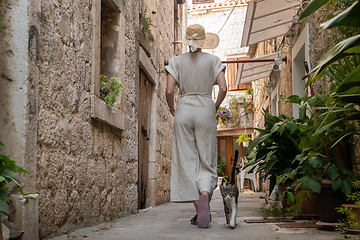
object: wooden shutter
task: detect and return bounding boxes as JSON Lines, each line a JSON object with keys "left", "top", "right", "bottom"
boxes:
{"left": 227, "top": 57, "right": 251, "bottom": 91}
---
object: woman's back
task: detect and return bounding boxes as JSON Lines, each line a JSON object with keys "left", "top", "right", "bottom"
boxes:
{"left": 166, "top": 52, "right": 224, "bottom": 97}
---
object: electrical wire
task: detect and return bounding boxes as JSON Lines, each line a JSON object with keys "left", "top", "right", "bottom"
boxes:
{"left": 217, "top": 0, "right": 240, "bottom": 35}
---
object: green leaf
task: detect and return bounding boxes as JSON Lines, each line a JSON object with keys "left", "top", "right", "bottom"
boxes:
{"left": 309, "top": 156, "right": 322, "bottom": 168}
{"left": 0, "top": 199, "right": 8, "bottom": 214}
{"left": 336, "top": 65, "right": 360, "bottom": 93}
{"left": 287, "top": 191, "right": 295, "bottom": 203}
{"left": 327, "top": 164, "right": 338, "bottom": 176}
{"left": 326, "top": 67, "right": 344, "bottom": 84}
{"left": 0, "top": 168, "right": 15, "bottom": 178}
{"left": 283, "top": 95, "right": 302, "bottom": 104}
{"left": 313, "top": 171, "right": 324, "bottom": 182}
{"left": 299, "top": 0, "right": 329, "bottom": 21}
{"left": 0, "top": 192, "right": 7, "bottom": 199}
{"left": 308, "top": 97, "right": 317, "bottom": 107}
{"left": 331, "top": 130, "right": 356, "bottom": 148}
{"left": 337, "top": 81, "right": 360, "bottom": 93}
{"left": 287, "top": 122, "right": 296, "bottom": 133}
{"left": 301, "top": 176, "right": 321, "bottom": 193}
{"left": 341, "top": 180, "right": 352, "bottom": 194}
{"left": 305, "top": 34, "right": 360, "bottom": 86}
{"left": 0, "top": 141, "right": 4, "bottom": 146}
{"left": 333, "top": 177, "right": 342, "bottom": 191}
{"left": 345, "top": 45, "right": 360, "bottom": 54}
{"left": 344, "top": 56, "right": 354, "bottom": 72}
{"left": 336, "top": 94, "right": 360, "bottom": 104}
{"left": 271, "top": 124, "right": 280, "bottom": 133}
{"left": 319, "top": 1, "right": 360, "bottom": 30}
{"left": 279, "top": 123, "right": 286, "bottom": 136}
{"left": 299, "top": 104, "right": 307, "bottom": 122}
{"left": 295, "top": 154, "right": 307, "bottom": 164}
{"left": 313, "top": 119, "right": 342, "bottom": 136}
{"left": 316, "top": 94, "right": 325, "bottom": 102}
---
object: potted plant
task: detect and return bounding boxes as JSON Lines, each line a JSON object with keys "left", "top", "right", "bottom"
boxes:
{"left": 217, "top": 157, "right": 226, "bottom": 186}
{"left": 100, "top": 74, "right": 123, "bottom": 107}
{"left": 279, "top": 92, "right": 356, "bottom": 223}
{"left": 297, "top": 0, "right": 360, "bottom": 223}
{"left": 216, "top": 106, "right": 231, "bottom": 126}
{"left": 236, "top": 133, "right": 251, "bottom": 148}
{"left": 246, "top": 87, "right": 253, "bottom": 100}
{"left": 336, "top": 181, "right": 360, "bottom": 234}
{"left": 245, "top": 110, "right": 304, "bottom": 197}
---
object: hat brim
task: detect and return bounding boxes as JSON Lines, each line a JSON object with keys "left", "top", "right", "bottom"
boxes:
{"left": 173, "top": 33, "right": 220, "bottom": 49}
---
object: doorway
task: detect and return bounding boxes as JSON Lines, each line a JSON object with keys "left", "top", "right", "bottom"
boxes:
{"left": 138, "top": 70, "right": 153, "bottom": 209}
{"left": 217, "top": 136, "right": 247, "bottom": 180}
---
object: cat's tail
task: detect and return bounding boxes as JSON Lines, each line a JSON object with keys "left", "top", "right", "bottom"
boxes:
{"left": 230, "top": 150, "right": 238, "bottom": 185}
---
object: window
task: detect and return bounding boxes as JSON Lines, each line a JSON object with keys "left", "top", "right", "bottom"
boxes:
{"left": 90, "top": 0, "right": 126, "bottom": 130}
{"left": 192, "top": 0, "right": 214, "bottom": 4}
{"left": 227, "top": 57, "right": 251, "bottom": 91}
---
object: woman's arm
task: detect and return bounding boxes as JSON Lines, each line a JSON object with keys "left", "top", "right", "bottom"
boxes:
{"left": 166, "top": 74, "right": 176, "bottom": 116}
{"left": 215, "top": 71, "right": 227, "bottom": 111}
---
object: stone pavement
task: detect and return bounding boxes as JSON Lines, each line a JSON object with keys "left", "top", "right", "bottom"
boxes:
{"left": 51, "top": 188, "right": 342, "bottom": 240}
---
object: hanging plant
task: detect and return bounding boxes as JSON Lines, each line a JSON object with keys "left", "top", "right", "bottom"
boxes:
{"left": 236, "top": 133, "right": 252, "bottom": 146}
{"left": 216, "top": 106, "right": 231, "bottom": 125}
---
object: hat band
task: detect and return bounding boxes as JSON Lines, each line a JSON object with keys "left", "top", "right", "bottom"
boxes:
{"left": 186, "top": 33, "right": 205, "bottom": 52}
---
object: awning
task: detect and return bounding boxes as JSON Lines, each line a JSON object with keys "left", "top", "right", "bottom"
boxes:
{"left": 241, "top": 0, "right": 300, "bottom": 47}
{"left": 236, "top": 52, "right": 279, "bottom": 84}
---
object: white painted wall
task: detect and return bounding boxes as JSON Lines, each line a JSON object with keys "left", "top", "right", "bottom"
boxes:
{"left": 0, "top": 1, "right": 29, "bottom": 172}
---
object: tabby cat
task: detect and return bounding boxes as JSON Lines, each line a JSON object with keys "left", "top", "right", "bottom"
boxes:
{"left": 220, "top": 150, "right": 239, "bottom": 229}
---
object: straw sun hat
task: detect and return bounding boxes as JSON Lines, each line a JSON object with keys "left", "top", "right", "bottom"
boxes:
{"left": 173, "top": 24, "right": 220, "bottom": 52}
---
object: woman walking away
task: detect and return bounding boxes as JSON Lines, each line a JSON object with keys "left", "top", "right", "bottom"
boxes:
{"left": 165, "top": 24, "right": 227, "bottom": 229}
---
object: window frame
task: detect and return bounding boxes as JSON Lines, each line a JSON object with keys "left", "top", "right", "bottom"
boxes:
{"left": 90, "top": 0, "right": 126, "bottom": 130}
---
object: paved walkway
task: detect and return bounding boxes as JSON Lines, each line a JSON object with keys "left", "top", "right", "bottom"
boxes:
{"left": 51, "top": 188, "right": 342, "bottom": 240}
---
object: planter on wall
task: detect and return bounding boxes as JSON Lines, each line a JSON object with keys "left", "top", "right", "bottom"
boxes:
{"left": 247, "top": 103, "right": 253, "bottom": 110}
{"left": 341, "top": 203, "right": 360, "bottom": 231}
{"left": 217, "top": 177, "right": 224, "bottom": 187}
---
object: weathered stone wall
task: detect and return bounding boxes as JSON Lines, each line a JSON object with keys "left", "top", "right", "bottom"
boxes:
{"left": 141, "top": 0, "right": 183, "bottom": 206}
{"left": 36, "top": 0, "right": 181, "bottom": 238}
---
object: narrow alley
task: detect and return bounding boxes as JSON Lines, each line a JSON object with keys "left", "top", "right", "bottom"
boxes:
{"left": 50, "top": 188, "right": 340, "bottom": 240}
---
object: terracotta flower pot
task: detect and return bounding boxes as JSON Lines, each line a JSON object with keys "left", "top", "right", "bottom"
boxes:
{"left": 341, "top": 203, "right": 360, "bottom": 230}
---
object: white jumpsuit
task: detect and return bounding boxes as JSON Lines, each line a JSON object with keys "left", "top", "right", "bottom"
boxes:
{"left": 165, "top": 52, "right": 226, "bottom": 202}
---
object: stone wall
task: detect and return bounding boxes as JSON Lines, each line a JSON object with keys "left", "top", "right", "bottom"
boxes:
{"left": 141, "top": 0, "right": 183, "bottom": 207}
{"left": 1, "top": 0, "right": 182, "bottom": 238}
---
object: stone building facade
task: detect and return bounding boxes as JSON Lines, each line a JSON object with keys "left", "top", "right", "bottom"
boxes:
{"left": 0, "top": 0, "right": 183, "bottom": 238}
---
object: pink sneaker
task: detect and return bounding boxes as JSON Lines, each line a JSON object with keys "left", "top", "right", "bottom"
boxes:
{"left": 197, "top": 195, "right": 210, "bottom": 228}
